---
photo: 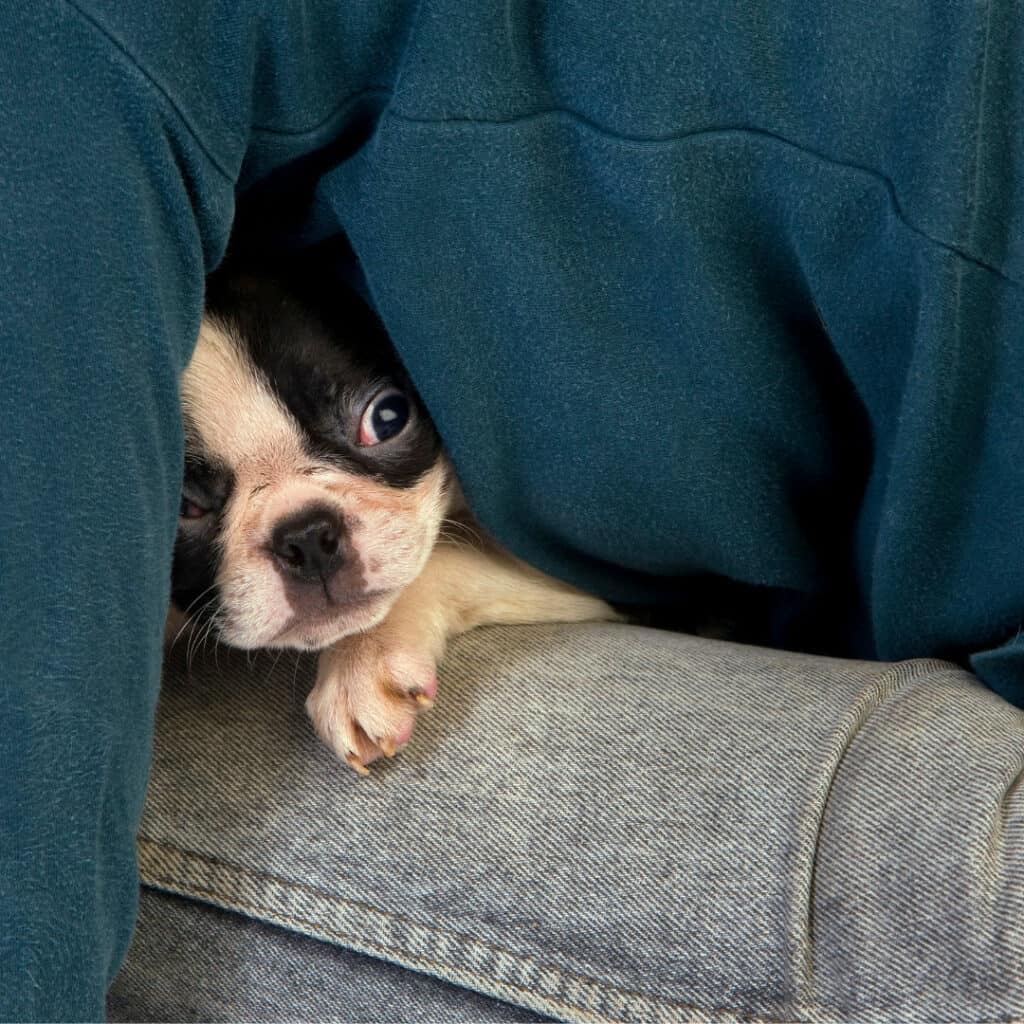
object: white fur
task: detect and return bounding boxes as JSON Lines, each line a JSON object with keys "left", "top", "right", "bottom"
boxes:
{"left": 181, "top": 319, "right": 452, "bottom": 650}
{"left": 176, "top": 314, "right": 618, "bottom": 772}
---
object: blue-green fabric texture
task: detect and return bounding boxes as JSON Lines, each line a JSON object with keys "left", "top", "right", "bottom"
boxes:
{"left": 1, "top": 0, "right": 1021, "bottom": 1018}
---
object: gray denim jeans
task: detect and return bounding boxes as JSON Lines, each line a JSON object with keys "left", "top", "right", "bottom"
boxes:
{"left": 109, "top": 624, "right": 1024, "bottom": 1021}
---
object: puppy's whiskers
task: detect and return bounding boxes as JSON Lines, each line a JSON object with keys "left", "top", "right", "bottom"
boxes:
{"left": 289, "top": 649, "right": 303, "bottom": 711}
{"left": 440, "top": 516, "right": 485, "bottom": 551}
{"left": 186, "top": 600, "right": 221, "bottom": 675}
{"left": 266, "top": 645, "right": 285, "bottom": 683}
{"left": 169, "top": 584, "right": 221, "bottom": 652}
{"left": 206, "top": 614, "right": 224, "bottom": 672}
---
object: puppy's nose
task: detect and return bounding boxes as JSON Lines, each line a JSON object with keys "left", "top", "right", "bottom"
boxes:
{"left": 270, "top": 508, "right": 345, "bottom": 583}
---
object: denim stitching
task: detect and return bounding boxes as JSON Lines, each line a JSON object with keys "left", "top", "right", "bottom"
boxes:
{"left": 796, "top": 659, "right": 951, "bottom": 1006}
{"left": 138, "top": 837, "right": 812, "bottom": 1024}
{"left": 147, "top": 875, "right": 629, "bottom": 1024}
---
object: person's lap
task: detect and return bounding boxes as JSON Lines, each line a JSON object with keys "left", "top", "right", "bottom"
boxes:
{"left": 110, "top": 624, "right": 1024, "bottom": 1020}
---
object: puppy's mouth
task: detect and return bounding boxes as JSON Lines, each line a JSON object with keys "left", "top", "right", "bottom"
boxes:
{"left": 269, "top": 588, "right": 393, "bottom": 651}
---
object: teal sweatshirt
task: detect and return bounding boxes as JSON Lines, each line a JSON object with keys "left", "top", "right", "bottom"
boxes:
{"left": 1, "top": 1, "right": 1021, "bottom": 1017}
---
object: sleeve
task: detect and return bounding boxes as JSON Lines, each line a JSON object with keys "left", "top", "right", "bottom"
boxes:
{"left": 0, "top": 2, "right": 234, "bottom": 1017}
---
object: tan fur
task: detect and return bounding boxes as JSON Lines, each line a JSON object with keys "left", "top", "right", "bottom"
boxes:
{"left": 306, "top": 537, "right": 618, "bottom": 770}
{"left": 176, "top": 315, "right": 617, "bottom": 772}
{"left": 181, "top": 319, "right": 451, "bottom": 650}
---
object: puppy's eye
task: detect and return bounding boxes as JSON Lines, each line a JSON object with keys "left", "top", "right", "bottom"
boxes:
{"left": 359, "top": 389, "right": 411, "bottom": 446}
{"left": 179, "top": 496, "right": 209, "bottom": 520}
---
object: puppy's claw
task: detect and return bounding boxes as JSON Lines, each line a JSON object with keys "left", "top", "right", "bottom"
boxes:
{"left": 311, "top": 640, "right": 437, "bottom": 769}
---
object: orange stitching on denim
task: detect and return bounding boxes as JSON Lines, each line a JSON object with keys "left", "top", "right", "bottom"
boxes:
{"left": 146, "top": 873, "right": 629, "bottom": 1022}
{"left": 139, "top": 837, "right": 809, "bottom": 1023}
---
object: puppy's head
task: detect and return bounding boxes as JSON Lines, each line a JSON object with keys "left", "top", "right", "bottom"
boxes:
{"left": 172, "top": 271, "right": 449, "bottom": 651}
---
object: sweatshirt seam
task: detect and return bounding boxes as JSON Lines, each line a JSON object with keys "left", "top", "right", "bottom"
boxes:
{"left": 383, "top": 106, "right": 1020, "bottom": 288}
{"left": 60, "top": 0, "right": 238, "bottom": 184}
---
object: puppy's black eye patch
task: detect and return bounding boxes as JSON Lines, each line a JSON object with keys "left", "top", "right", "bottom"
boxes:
{"left": 205, "top": 270, "right": 443, "bottom": 488}
{"left": 182, "top": 452, "right": 235, "bottom": 520}
{"left": 172, "top": 445, "right": 233, "bottom": 619}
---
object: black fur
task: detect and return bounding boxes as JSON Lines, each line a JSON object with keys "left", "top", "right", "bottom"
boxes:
{"left": 203, "top": 268, "right": 441, "bottom": 489}
{"left": 172, "top": 425, "right": 235, "bottom": 622}
{"left": 172, "top": 266, "right": 441, "bottom": 627}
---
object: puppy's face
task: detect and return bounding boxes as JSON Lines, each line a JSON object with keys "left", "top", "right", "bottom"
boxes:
{"left": 172, "top": 274, "right": 449, "bottom": 651}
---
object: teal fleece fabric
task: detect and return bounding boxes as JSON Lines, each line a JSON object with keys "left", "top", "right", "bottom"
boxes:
{"left": 1, "top": 0, "right": 1022, "bottom": 1018}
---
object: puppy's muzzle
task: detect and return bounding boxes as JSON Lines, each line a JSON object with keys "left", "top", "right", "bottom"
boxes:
{"left": 271, "top": 505, "right": 347, "bottom": 584}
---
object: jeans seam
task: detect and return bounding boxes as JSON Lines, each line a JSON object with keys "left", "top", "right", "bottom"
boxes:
{"left": 797, "top": 658, "right": 953, "bottom": 1009}
{"left": 138, "top": 836, "right": 812, "bottom": 1024}
{"left": 146, "top": 873, "right": 626, "bottom": 1024}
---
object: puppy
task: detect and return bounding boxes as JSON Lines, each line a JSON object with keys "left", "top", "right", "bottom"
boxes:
{"left": 170, "top": 268, "right": 615, "bottom": 773}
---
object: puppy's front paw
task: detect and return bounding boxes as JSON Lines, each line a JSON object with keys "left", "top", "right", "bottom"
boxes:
{"left": 306, "top": 636, "right": 438, "bottom": 774}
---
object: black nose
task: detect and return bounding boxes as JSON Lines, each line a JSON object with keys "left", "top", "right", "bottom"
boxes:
{"left": 270, "top": 508, "right": 345, "bottom": 583}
